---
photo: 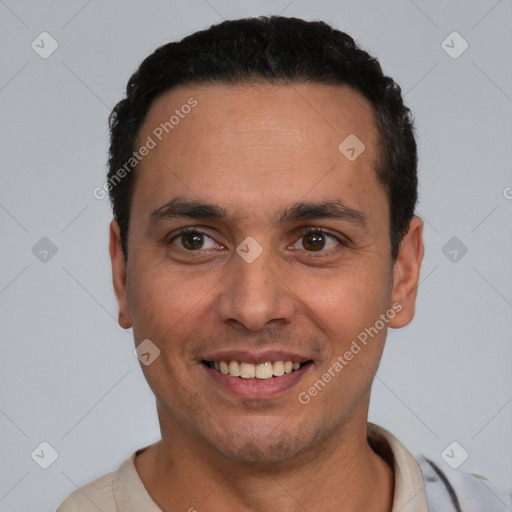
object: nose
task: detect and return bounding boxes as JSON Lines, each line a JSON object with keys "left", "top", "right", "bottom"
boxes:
{"left": 215, "top": 245, "right": 296, "bottom": 332}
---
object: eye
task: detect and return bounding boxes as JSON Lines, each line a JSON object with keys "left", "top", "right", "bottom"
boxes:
{"left": 169, "top": 227, "right": 220, "bottom": 251}
{"left": 293, "top": 228, "right": 342, "bottom": 252}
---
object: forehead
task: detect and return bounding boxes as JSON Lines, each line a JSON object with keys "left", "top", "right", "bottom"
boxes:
{"left": 139, "top": 81, "right": 379, "bottom": 155}
{"left": 132, "top": 82, "right": 385, "bottom": 225}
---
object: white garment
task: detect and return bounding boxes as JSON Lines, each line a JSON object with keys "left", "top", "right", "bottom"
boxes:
{"left": 56, "top": 423, "right": 510, "bottom": 511}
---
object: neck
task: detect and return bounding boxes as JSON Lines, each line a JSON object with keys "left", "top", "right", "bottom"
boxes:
{"left": 135, "top": 402, "right": 394, "bottom": 512}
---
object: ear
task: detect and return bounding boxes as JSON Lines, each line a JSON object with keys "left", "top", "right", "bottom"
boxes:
{"left": 389, "top": 216, "right": 424, "bottom": 328}
{"left": 109, "top": 220, "right": 132, "bottom": 329}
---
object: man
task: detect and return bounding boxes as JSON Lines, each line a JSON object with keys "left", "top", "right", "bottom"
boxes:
{"left": 58, "top": 16, "right": 509, "bottom": 512}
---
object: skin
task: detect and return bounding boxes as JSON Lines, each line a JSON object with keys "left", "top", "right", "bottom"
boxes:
{"left": 110, "top": 82, "right": 424, "bottom": 511}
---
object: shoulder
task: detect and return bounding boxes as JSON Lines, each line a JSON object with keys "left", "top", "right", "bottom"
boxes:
{"left": 56, "top": 464, "right": 120, "bottom": 511}
{"left": 418, "top": 456, "right": 512, "bottom": 512}
{"left": 56, "top": 447, "right": 161, "bottom": 512}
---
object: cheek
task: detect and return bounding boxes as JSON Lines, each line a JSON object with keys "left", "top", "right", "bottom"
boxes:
{"left": 292, "top": 265, "right": 393, "bottom": 382}
{"left": 297, "top": 266, "right": 392, "bottom": 329}
{"left": 125, "top": 262, "right": 209, "bottom": 339}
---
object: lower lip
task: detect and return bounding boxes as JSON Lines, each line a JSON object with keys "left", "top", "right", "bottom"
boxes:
{"left": 202, "top": 363, "right": 313, "bottom": 399}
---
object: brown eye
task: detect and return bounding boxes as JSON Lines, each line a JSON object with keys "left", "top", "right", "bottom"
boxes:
{"left": 292, "top": 228, "right": 341, "bottom": 253}
{"left": 182, "top": 232, "right": 205, "bottom": 250}
{"left": 302, "top": 231, "right": 326, "bottom": 251}
{"left": 170, "top": 228, "right": 218, "bottom": 251}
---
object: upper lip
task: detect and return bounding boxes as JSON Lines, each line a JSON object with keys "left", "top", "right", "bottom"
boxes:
{"left": 201, "top": 350, "right": 313, "bottom": 365}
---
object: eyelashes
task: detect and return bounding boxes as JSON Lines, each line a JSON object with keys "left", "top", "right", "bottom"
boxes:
{"left": 168, "top": 226, "right": 348, "bottom": 255}
{"left": 169, "top": 227, "right": 220, "bottom": 251}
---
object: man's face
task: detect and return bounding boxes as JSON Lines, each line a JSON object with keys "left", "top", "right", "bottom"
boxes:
{"left": 111, "top": 83, "right": 422, "bottom": 463}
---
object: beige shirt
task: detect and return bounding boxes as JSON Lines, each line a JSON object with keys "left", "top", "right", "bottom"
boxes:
{"left": 57, "top": 423, "right": 429, "bottom": 512}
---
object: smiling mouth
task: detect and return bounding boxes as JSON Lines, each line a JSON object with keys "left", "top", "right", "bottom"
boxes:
{"left": 202, "top": 360, "right": 313, "bottom": 380}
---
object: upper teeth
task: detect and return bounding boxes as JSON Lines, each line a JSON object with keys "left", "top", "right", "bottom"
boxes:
{"left": 211, "top": 360, "right": 302, "bottom": 379}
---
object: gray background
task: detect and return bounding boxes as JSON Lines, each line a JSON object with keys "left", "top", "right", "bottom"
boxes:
{"left": 1, "top": 0, "right": 511, "bottom": 510}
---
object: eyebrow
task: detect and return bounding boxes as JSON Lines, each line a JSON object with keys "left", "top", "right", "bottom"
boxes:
{"left": 149, "top": 198, "right": 227, "bottom": 225}
{"left": 149, "top": 198, "right": 367, "bottom": 227}
{"left": 276, "top": 199, "right": 367, "bottom": 226}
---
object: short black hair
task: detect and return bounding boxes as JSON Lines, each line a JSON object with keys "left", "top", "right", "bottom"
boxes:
{"left": 108, "top": 16, "right": 417, "bottom": 260}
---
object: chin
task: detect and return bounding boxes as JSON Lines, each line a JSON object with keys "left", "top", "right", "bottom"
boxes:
{"left": 212, "top": 437, "right": 305, "bottom": 465}
{"left": 204, "top": 420, "right": 327, "bottom": 466}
